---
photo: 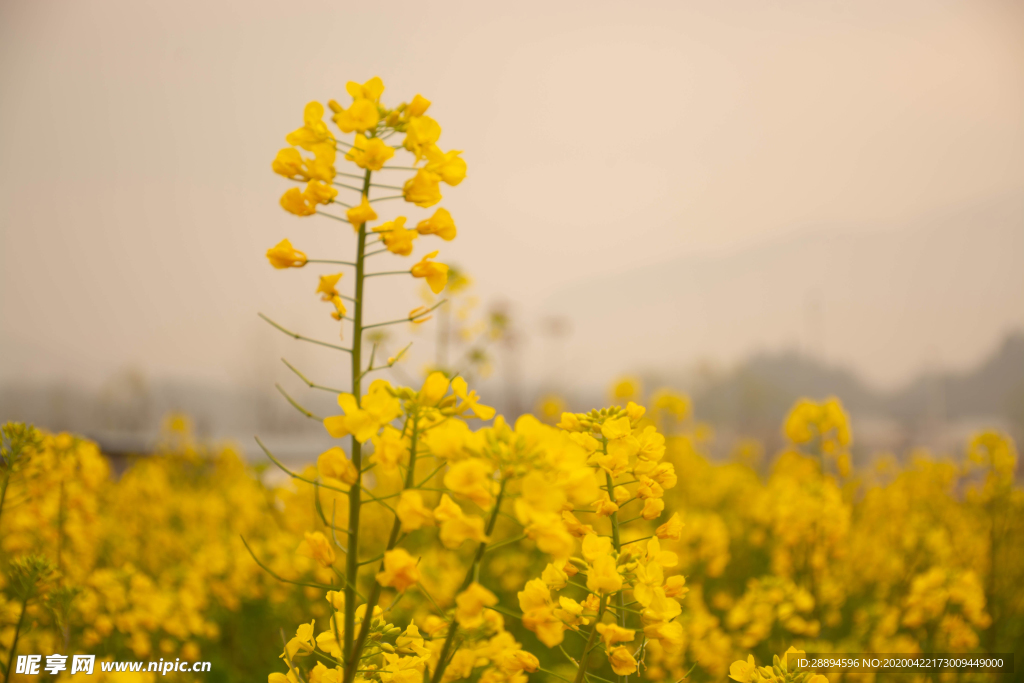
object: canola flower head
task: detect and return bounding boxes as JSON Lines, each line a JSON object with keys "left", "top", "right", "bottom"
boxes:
{"left": 267, "top": 238, "right": 308, "bottom": 269}
{"left": 410, "top": 250, "right": 449, "bottom": 294}
{"left": 250, "top": 79, "right": 1024, "bottom": 683}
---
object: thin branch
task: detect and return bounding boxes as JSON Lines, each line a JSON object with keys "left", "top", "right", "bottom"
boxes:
{"left": 259, "top": 313, "right": 352, "bottom": 353}
{"left": 316, "top": 209, "right": 353, "bottom": 221}
{"left": 282, "top": 358, "right": 345, "bottom": 394}
{"left": 307, "top": 259, "right": 357, "bottom": 266}
{"left": 241, "top": 536, "right": 339, "bottom": 591}
{"left": 415, "top": 462, "right": 447, "bottom": 488}
{"left": 276, "top": 383, "right": 323, "bottom": 420}
{"left": 364, "top": 270, "right": 409, "bottom": 279}
{"left": 416, "top": 583, "right": 452, "bottom": 622}
{"left": 368, "top": 195, "right": 404, "bottom": 203}
{"left": 333, "top": 182, "right": 365, "bottom": 193}
{"left": 358, "top": 341, "right": 413, "bottom": 381}
{"left": 254, "top": 437, "right": 351, "bottom": 497}
{"left": 364, "top": 299, "right": 446, "bottom": 330}
{"left": 484, "top": 533, "right": 527, "bottom": 553}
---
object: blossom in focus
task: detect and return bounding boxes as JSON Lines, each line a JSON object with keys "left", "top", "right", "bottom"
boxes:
{"left": 410, "top": 251, "right": 448, "bottom": 294}
{"left": 375, "top": 548, "right": 420, "bottom": 591}
{"left": 347, "top": 194, "right": 377, "bottom": 232}
{"left": 266, "top": 239, "right": 308, "bottom": 269}
{"left": 323, "top": 380, "right": 402, "bottom": 443}
{"left": 346, "top": 134, "right": 395, "bottom": 171}
{"left": 317, "top": 273, "right": 343, "bottom": 301}
{"left": 424, "top": 147, "right": 467, "bottom": 186}
{"left": 455, "top": 582, "right": 497, "bottom": 627}
{"left": 403, "top": 169, "right": 442, "bottom": 208}
{"left": 375, "top": 217, "right": 418, "bottom": 256}
{"left": 416, "top": 208, "right": 457, "bottom": 241}
{"left": 297, "top": 531, "right": 335, "bottom": 568}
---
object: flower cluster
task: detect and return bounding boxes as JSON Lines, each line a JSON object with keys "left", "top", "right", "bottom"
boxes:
{"left": 0, "top": 418, "right": 324, "bottom": 680}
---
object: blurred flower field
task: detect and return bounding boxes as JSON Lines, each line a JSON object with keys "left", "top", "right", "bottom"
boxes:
{"left": 2, "top": 74, "right": 1021, "bottom": 683}
{"left": 2, "top": 398, "right": 1019, "bottom": 682}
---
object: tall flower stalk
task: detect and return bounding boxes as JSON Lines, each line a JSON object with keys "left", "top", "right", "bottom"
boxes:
{"left": 258, "top": 76, "right": 687, "bottom": 683}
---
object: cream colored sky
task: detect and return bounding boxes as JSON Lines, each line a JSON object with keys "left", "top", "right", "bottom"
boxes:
{"left": 1, "top": 0, "right": 1022, "bottom": 393}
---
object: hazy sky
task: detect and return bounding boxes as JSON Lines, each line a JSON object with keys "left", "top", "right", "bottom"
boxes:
{"left": 1, "top": 0, "right": 1022, "bottom": 395}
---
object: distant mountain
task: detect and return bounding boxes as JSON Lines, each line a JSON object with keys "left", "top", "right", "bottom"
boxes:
{"left": 541, "top": 196, "right": 1024, "bottom": 395}
{"left": 678, "top": 331, "right": 1024, "bottom": 454}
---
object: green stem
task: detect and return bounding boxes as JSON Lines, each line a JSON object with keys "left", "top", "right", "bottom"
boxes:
{"left": 342, "top": 416, "right": 420, "bottom": 683}
{"left": 4, "top": 595, "right": 30, "bottom": 681}
{"left": 57, "top": 479, "right": 66, "bottom": 576}
{"left": 429, "top": 479, "right": 509, "bottom": 683}
{"left": 259, "top": 313, "right": 352, "bottom": 353}
{"left": 572, "top": 594, "right": 609, "bottom": 683}
{"left": 0, "top": 473, "right": 9, "bottom": 534}
{"left": 343, "top": 167, "right": 372, "bottom": 668}
{"left": 605, "top": 471, "right": 627, "bottom": 683}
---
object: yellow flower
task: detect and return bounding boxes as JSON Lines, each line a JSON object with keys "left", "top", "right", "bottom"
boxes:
{"left": 541, "top": 562, "right": 568, "bottom": 590}
{"left": 645, "top": 538, "right": 678, "bottom": 567}
{"left": 297, "top": 531, "right": 336, "bottom": 568}
{"left": 444, "top": 458, "right": 496, "bottom": 507}
{"left": 266, "top": 239, "right": 308, "bottom": 269}
{"left": 272, "top": 148, "right": 305, "bottom": 179}
{"left": 582, "top": 534, "right": 614, "bottom": 562}
{"left": 317, "top": 273, "right": 344, "bottom": 301}
{"left": 379, "top": 653, "right": 424, "bottom": 683}
{"left": 410, "top": 250, "right": 449, "bottom": 294}
{"left": 655, "top": 513, "right": 683, "bottom": 540}
{"left": 418, "top": 371, "right": 450, "bottom": 406}
{"left": 451, "top": 377, "right": 495, "bottom": 419}
{"left": 286, "top": 102, "right": 335, "bottom": 152}
{"left": 323, "top": 379, "right": 402, "bottom": 443}
{"left": 415, "top": 208, "right": 457, "bottom": 241}
{"left": 607, "top": 646, "right": 637, "bottom": 676}
{"left": 663, "top": 574, "right": 688, "bottom": 599}
{"left": 280, "top": 187, "right": 316, "bottom": 216}
{"left": 644, "top": 620, "right": 684, "bottom": 653}
{"left": 424, "top": 147, "right": 467, "bottom": 186}
{"left": 346, "top": 134, "right": 395, "bottom": 171}
{"left": 334, "top": 97, "right": 380, "bottom": 134}
{"left": 641, "top": 497, "right": 665, "bottom": 520}
{"left": 317, "top": 447, "right": 358, "bottom": 485}
{"left": 518, "top": 579, "right": 564, "bottom": 647}
{"left": 307, "top": 145, "right": 337, "bottom": 182}
{"left": 455, "top": 582, "right": 498, "bottom": 627}
{"left": 635, "top": 425, "right": 665, "bottom": 461}
{"left": 596, "top": 623, "right": 636, "bottom": 648}
{"left": 375, "top": 548, "right": 420, "bottom": 591}
{"left": 561, "top": 510, "right": 595, "bottom": 537}
{"left": 403, "top": 115, "right": 441, "bottom": 161}
{"left": 403, "top": 169, "right": 443, "bottom": 208}
{"left": 329, "top": 295, "right": 347, "bottom": 321}
{"left": 633, "top": 561, "right": 664, "bottom": 607}
{"left": 593, "top": 497, "right": 620, "bottom": 516}
{"left": 375, "top": 217, "right": 418, "bottom": 256}
{"left": 729, "top": 654, "right": 757, "bottom": 682}
{"left": 587, "top": 555, "right": 623, "bottom": 594}
{"left": 346, "top": 77, "right": 385, "bottom": 102}
{"left": 433, "top": 494, "right": 487, "bottom": 548}
{"left": 396, "top": 490, "right": 435, "bottom": 532}
{"left": 370, "top": 425, "right": 407, "bottom": 475}
{"left": 347, "top": 194, "right": 377, "bottom": 231}
{"left": 304, "top": 180, "right": 338, "bottom": 206}
{"left": 407, "top": 94, "right": 431, "bottom": 117}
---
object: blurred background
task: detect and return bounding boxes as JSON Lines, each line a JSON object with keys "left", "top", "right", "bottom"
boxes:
{"left": 1, "top": 0, "right": 1022, "bottom": 462}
